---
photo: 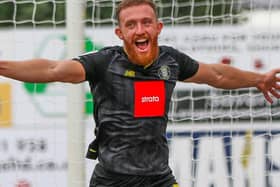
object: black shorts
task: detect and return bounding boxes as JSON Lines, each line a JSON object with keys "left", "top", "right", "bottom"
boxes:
{"left": 89, "top": 164, "right": 178, "bottom": 187}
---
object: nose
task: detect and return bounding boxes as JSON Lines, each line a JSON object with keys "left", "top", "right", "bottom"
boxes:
{"left": 135, "top": 23, "right": 145, "bottom": 35}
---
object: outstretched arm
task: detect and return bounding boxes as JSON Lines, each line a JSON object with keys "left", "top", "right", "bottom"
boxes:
{"left": 185, "top": 62, "right": 280, "bottom": 103}
{"left": 0, "top": 58, "right": 85, "bottom": 83}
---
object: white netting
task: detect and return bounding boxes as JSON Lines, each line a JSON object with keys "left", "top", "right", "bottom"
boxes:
{"left": 1, "top": 0, "right": 280, "bottom": 187}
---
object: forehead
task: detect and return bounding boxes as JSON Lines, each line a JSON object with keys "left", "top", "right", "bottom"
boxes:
{"left": 118, "top": 4, "right": 157, "bottom": 23}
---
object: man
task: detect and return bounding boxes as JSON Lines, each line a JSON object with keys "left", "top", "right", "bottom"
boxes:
{"left": 0, "top": 0, "right": 280, "bottom": 186}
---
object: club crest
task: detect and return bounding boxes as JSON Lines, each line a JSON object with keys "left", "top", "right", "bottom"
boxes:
{"left": 158, "top": 65, "right": 171, "bottom": 80}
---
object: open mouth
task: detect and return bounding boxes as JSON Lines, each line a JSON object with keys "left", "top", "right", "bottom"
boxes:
{"left": 135, "top": 39, "right": 149, "bottom": 51}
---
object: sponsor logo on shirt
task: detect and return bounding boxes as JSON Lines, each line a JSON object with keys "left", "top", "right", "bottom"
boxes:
{"left": 124, "top": 70, "right": 136, "bottom": 77}
{"left": 141, "top": 96, "right": 160, "bottom": 103}
{"left": 134, "top": 81, "right": 165, "bottom": 117}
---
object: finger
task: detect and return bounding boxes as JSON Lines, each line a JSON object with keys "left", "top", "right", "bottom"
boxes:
{"left": 263, "top": 91, "right": 273, "bottom": 104}
{"left": 270, "top": 88, "right": 280, "bottom": 98}
{"left": 273, "top": 68, "right": 280, "bottom": 74}
{"left": 274, "top": 83, "right": 280, "bottom": 90}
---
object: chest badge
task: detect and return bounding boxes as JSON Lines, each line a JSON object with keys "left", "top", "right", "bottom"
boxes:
{"left": 158, "top": 65, "right": 171, "bottom": 80}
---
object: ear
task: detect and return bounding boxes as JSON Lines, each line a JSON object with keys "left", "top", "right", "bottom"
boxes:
{"left": 157, "top": 21, "right": 163, "bottom": 35}
{"left": 115, "top": 27, "right": 124, "bottom": 40}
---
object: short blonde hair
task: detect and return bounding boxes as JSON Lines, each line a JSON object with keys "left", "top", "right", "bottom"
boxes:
{"left": 116, "top": 0, "right": 158, "bottom": 23}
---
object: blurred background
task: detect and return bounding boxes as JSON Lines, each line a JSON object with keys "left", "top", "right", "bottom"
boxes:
{"left": 0, "top": 0, "right": 280, "bottom": 187}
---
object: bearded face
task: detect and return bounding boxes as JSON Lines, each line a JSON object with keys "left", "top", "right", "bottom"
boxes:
{"left": 115, "top": 4, "right": 163, "bottom": 66}
{"left": 123, "top": 31, "right": 159, "bottom": 66}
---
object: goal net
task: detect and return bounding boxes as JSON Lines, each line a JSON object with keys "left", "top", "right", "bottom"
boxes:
{"left": 0, "top": 0, "right": 280, "bottom": 187}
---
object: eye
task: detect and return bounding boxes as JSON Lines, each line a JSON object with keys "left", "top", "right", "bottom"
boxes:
{"left": 143, "top": 18, "right": 152, "bottom": 26}
{"left": 125, "top": 21, "right": 135, "bottom": 29}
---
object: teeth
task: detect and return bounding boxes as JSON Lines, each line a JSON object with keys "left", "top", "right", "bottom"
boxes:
{"left": 136, "top": 39, "right": 147, "bottom": 43}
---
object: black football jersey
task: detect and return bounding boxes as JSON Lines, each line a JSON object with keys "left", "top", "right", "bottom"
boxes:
{"left": 75, "top": 45, "right": 199, "bottom": 175}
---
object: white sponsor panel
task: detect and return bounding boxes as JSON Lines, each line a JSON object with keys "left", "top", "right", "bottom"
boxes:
{"left": 168, "top": 123, "right": 280, "bottom": 187}
{"left": 0, "top": 30, "right": 13, "bottom": 60}
{"left": 0, "top": 128, "right": 68, "bottom": 187}
{"left": 0, "top": 127, "right": 97, "bottom": 187}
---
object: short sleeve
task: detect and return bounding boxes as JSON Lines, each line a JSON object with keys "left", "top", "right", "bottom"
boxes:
{"left": 73, "top": 52, "right": 97, "bottom": 81}
{"left": 176, "top": 50, "right": 199, "bottom": 81}
{"left": 73, "top": 47, "right": 114, "bottom": 82}
{"left": 164, "top": 46, "right": 199, "bottom": 81}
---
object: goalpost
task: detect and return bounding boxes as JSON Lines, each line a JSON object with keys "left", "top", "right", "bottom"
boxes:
{"left": 0, "top": 0, "right": 280, "bottom": 187}
{"left": 66, "top": 1, "right": 85, "bottom": 187}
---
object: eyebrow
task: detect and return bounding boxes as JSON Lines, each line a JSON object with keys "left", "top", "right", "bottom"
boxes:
{"left": 124, "top": 16, "right": 154, "bottom": 24}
